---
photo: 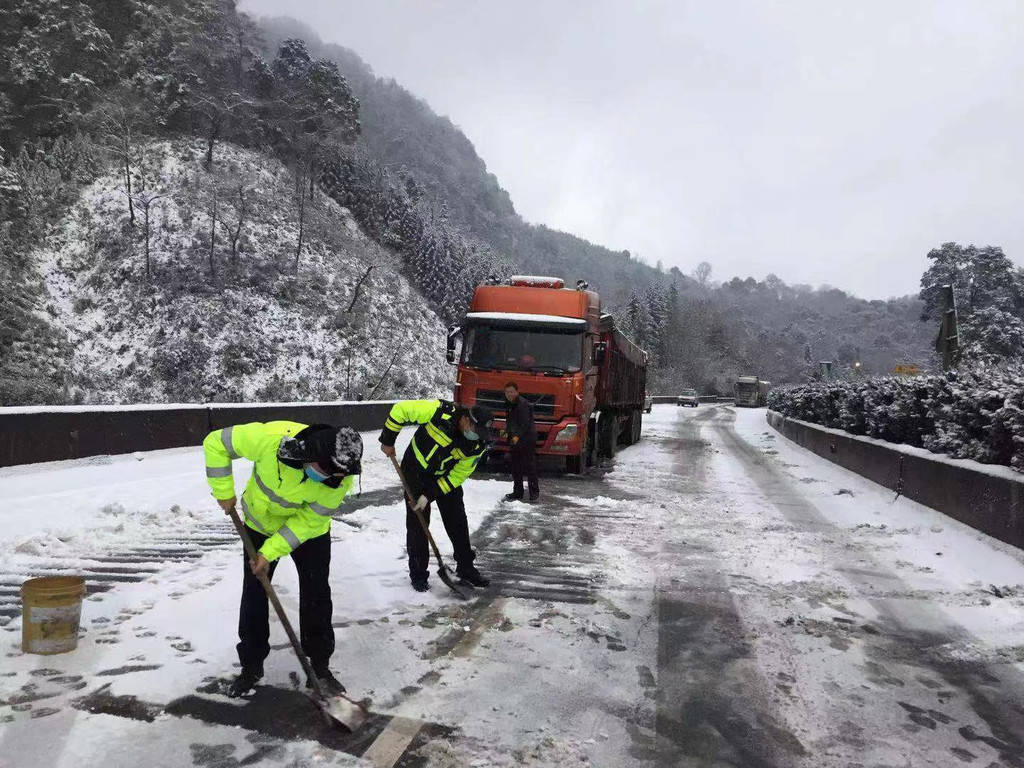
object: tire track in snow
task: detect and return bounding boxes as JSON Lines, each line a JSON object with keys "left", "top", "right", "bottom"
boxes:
{"left": 712, "top": 407, "right": 1024, "bottom": 768}
{"left": 629, "top": 407, "right": 808, "bottom": 767}
{"left": 0, "top": 523, "right": 239, "bottom": 630}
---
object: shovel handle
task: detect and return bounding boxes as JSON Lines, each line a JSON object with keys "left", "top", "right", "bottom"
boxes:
{"left": 388, "top": 455, "right": 448, "bottom": 565}
{"left": 224, "top": 504, "right": 334, "bottom": 726}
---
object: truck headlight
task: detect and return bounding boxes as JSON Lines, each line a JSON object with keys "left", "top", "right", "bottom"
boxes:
{"left": 554, "top": 424, "right": 578, "bottom": 442}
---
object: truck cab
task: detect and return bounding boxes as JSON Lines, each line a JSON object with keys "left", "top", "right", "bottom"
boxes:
{"left": 735, "top": 375, "right": 770, "bottom": 407}
{"left": 449, "top": 276, "right": 645, "bottom": 472}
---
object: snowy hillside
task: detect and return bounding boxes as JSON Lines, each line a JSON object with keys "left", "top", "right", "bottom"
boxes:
{"left": 33, "top": 139, "right": 451, "bottom": 403}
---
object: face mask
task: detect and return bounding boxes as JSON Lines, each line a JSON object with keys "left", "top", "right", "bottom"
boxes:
{"left": 463, "top": 429, "right": 479, "bottom": 442}
{"left": 304, "top": 463, "right": 331, "bottom": 483}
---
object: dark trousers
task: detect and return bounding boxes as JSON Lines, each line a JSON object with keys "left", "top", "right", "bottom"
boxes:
{"left": 405, "top": 485, "right": 475, "bottom": 581}
{"left": 237, "top": 528, "right": 334, "bottom": 670}
{"left": 510, "top": 441, "right": 539, "bottom": 499}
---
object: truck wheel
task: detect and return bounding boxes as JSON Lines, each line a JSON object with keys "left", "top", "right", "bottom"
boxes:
{"left": 597, "top": 414, "right": 618, "bottom": 458}
{"left": 623, "top": 409, "right": 641, "bottom": 446}
{"left": 618, "top": 411, "right": 634, "bottom": 448}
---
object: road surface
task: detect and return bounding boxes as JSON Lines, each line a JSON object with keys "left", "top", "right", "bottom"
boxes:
{"left": 1, "top": 405, "right": 1023, "bottom": 767}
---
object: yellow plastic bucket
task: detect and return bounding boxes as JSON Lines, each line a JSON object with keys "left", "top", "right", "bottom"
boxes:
{"left": 20, "top": 576, "right": 86, "bottom": 655}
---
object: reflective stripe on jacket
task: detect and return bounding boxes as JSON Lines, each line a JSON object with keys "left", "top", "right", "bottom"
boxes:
{"left": 203, "top": 421, "right": 353, "bottom": 561}
{"left": 379, "top": 400, "right": 485, "bottom": 498}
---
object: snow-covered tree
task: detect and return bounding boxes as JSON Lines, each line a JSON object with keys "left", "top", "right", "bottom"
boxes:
{"left": 919, "top": 242, "right": 1024, "bottom": 365}
{"left": 768, "top": 364, "right": 1024, "bottom": 473}
{"left": 0, "top": 0, "right": 113, "bottom": 147}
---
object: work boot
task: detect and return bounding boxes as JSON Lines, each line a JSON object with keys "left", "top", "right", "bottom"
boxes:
{"left": 456, "top": 566, "right": 490, "bottom": 588}
{"left": 528, "top": 493, "right": 540, "bottom": 503}
{"left": 307, "top": 665, "right": 346, "bottom": 696}
{"left": 503, "top": 492, "right": 522, "bottom": 502}
{"left": 227, "top": 665, "right": 263, "bottom": 698}
{"left": 411, "top": 576, "right": 429, "bottom": 592}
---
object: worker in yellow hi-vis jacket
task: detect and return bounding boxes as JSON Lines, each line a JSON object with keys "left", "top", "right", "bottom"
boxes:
{"left": 203, "top": 420, "right": 362, "bottom": 698}
{"left": 379, "top": 400, "right": 493, "bottom": 592}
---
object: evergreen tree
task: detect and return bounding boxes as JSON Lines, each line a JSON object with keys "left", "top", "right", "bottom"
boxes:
{"left": 644, "top": 284, "right": 667, "bottom": 363}
{"left": 919, "top": 242, "right": 1024, "bottom": 364}
{"left": 0, "top": 0, "right": 114, "bottom": 148}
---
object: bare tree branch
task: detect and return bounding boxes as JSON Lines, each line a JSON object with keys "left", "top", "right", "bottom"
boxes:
{"left": 366, "top": 343, "right": 404, "bottom": 400}
{"left": 346, "top": 265, "right": 374, "bottom": 312}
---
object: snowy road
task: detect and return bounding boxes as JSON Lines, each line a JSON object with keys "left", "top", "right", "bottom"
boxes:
{"left": 2, "top": 406, "right": 1024, "bottom": 767}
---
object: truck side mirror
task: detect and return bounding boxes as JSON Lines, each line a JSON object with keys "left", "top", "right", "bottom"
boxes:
{"left": 446, "top": 325, "right": 461, "bottom": 365}
{"left": 593, "top": 341, "right": 607, "bottom": 367}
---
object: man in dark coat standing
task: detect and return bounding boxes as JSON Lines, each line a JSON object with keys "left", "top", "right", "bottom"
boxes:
{"left": 503, "top": 382, "right": 539, "bottom": 502}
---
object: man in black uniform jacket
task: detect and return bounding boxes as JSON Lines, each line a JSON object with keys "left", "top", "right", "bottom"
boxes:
{"left": 503, "top": 381, "right": 539, "bottom": 502}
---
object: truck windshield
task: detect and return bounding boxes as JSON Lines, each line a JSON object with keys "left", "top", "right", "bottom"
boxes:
{"left": 462, "top": 325, "right": 583, "bottom": 373}
{"left": 736, "top": 382, "right": 757, "bottom": 393}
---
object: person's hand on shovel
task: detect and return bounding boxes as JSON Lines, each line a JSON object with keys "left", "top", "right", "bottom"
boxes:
{"left": 217, "top": 497, "right": 269, "bottom": 576}
{"left": 250, "top": 553, "right": 270, "bottom": 577}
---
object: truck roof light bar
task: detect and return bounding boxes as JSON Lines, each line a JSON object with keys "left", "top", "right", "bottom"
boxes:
{"left": 508, "top": 276, "right": 565, "bottom": 289}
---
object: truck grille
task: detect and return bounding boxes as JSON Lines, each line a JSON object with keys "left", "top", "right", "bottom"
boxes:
{"left": 475, "top": 390, "right": 556, "bottom": 417}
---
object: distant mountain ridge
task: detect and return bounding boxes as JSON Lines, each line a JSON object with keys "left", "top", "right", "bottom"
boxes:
{"left": 0, "top": 2, "right": 935, "bottom": 405}
{"left": 252, "top": 15, "right": 935, "bottom": 389}
{"left": 255, "top": 16, "right": 659, "bottom": 304}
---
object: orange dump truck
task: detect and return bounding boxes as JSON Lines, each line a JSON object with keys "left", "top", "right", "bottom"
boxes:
{"left": 447, "top": 276, "right": 647, "bottom": 472}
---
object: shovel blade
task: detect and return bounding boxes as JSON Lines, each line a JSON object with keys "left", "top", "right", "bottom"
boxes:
{"left": 321, "top": 694, "right": 369, "bottom": 731}
{"left": 437, "top": 566, "right": 469, "bottom": 600}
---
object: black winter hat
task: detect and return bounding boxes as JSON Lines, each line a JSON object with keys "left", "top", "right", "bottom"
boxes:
{"left": 467, "top": 405, "right": 494, "bottom": 443}
{"left": 278, "top": 424, "right": 363, "bottom": 476}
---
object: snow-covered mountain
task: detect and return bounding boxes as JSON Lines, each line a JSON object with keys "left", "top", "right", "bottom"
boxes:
{"left": 33, "top": 139, "right": 450, "bottom": 404}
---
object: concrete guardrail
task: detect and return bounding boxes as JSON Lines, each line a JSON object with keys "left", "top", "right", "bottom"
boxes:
{"left": 650, "top": 395, "right": 735, "bottom": 405}
{"left": 1, "top": 396, "right": 738, "bottom": 469}
{"left": 0, "top": 401, "right": 397, "bottom": 468}
{"left": 767, "top": 410, "right": 1024, "bottom": 551}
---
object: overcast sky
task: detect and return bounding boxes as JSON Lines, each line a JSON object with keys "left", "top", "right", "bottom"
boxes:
{"left": 240, "top": 0, "right": 1023, "bottom": 299}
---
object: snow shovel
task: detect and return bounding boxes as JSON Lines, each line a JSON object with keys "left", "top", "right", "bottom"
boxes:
{"left": 224, "top": 505, "right": 368, "bottom": 731}
{"left": 388, "top": 454, "right": 469, "bottom": 599}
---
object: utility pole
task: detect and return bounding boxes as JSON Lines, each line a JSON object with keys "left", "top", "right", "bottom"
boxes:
{"left": 935, "top": 284, "right": 960, "bottom": 370}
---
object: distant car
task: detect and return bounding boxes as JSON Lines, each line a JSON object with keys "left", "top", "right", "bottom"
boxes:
{"left": 644, "top": 393, "right": 653, "bottom": 413}
{"left": 677, "top": 389, "right": 699, "bottom": 407}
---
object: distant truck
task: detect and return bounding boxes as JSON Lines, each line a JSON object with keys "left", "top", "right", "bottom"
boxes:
{"left": 735, "top": 375, "right": 771, "bottom": 407}
{"left": 676, "top": 389, "right": 699, "bottom": 407}
{"left": 448, "top": 276, "right": 648, "bottom": 472}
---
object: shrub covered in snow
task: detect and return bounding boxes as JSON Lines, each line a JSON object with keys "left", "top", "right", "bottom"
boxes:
{"left": 767, "top": 366, "right": 1024, "bottom": 473}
